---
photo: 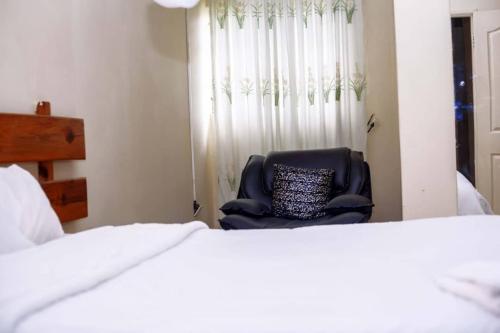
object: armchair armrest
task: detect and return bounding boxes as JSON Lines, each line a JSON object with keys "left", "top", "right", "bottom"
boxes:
{"left": 220, "top": 199, "right": 271, "bottom": 217}
{"left": 323, "top": 194, "right": 373, "bottom": 215}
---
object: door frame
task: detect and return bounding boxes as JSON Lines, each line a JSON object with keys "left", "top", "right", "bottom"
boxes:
{"left": 451, "top": 14, "right": 476, "bottom": 184}
{"left": 451, "top": 2, "right": 500, "bottom": 211}
{"left": 450, "top": 13, "right": 482, "bottom": 191}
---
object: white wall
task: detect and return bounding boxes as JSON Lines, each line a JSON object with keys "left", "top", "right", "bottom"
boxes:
{"left": 363, "top": 0, "right": 402, "bottom": 222}
{"left": 0, "top": 0, "right": 194, "bottom": 232}
{"left": 393, "top": 0, "right": 458, "bottom": 219}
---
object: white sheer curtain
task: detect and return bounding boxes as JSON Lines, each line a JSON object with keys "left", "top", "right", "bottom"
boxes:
{"left": 209, "top": 0, "right": 366, "bottom": 203}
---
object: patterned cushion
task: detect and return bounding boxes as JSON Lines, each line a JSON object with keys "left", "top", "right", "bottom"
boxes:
{"left": 272, "top": 164, "right": 335, "bottom": 220}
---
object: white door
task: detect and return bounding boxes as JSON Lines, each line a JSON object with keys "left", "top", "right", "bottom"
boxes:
{"left": 473, "top": 10, "right": 500, "bottom": 214}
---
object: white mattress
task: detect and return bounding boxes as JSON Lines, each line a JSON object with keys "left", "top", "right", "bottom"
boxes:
{"left": 2, "top": 216, "right": 500, "bottom": 333}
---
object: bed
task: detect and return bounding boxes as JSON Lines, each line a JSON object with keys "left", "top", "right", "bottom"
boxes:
{"left": 1, "top": 216, "right": 500, "bottom": 333}
{"left": 1, "top": 103, "right": 500, "bottom": 333}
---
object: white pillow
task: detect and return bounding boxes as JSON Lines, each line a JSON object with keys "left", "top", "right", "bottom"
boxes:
{"left": 457, "top": 171, "right": 494, "bottom": 215}
{"left": 0, "top": 219, "right": 34, "bottom": 254}
{"left": 0, "top": 165, "right": 64, "bottom": 244}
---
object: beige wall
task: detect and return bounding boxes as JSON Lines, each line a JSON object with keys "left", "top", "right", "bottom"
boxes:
{"left": 393, "top": 0, "right": 458, "bottom": 219}
{"left": 362, "top": 0, "right": 402, "bottom": 222}
{"left": 187, "top": 3, "right": 218, "bottom": 227}
{"left": 0, "top": 0, "right": 194, "bottom": 232}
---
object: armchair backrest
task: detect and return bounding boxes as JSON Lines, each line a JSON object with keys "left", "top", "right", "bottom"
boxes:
{"left": 237, "top": 148, "right": 372, "bottom": 205}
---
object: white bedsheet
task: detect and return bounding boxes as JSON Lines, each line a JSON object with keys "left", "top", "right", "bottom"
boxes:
{"left": 1, "top": 216, "right": 500, "bottom": 333}
{"left": 0, "top": 222, "right": 207, "bottom": 332}
{"left": 438, "top": 261, "right": 500, "bottom": 316}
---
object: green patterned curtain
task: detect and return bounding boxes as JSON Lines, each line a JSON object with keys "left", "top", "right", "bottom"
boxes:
{"left": 209, "top": 0, "right": 366, "bottom": 202}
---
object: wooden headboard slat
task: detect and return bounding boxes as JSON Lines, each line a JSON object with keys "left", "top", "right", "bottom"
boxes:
{"left": 0, "top": 113, "right": 86, "bottom": 163}
{"left": 36, "top": 102, "right": 55, "bottom": 182}
{"left": 41, "top": 178, "right": 88, "bottom": 223}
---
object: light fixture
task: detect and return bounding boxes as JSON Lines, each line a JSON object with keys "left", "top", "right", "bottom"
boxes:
{"left": 153, "top": 0, "right": 200, "bottom": 8}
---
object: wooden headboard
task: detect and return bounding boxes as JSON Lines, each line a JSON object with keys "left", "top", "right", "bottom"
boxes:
{"left": 0, "top": 101, "right": 88, "bottom": 223}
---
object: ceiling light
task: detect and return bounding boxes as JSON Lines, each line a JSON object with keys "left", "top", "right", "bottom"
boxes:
{"left": 153, "top": 0, "right": 200, "bottom": 8}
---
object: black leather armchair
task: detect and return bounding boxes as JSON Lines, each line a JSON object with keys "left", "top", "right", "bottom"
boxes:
{"left": 219, "top": 148, "right": 373, "bottom": 230}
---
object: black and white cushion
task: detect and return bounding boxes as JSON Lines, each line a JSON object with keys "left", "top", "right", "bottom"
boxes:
{"left": 272, "top": 164, "right": 334, "bottom": 220}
